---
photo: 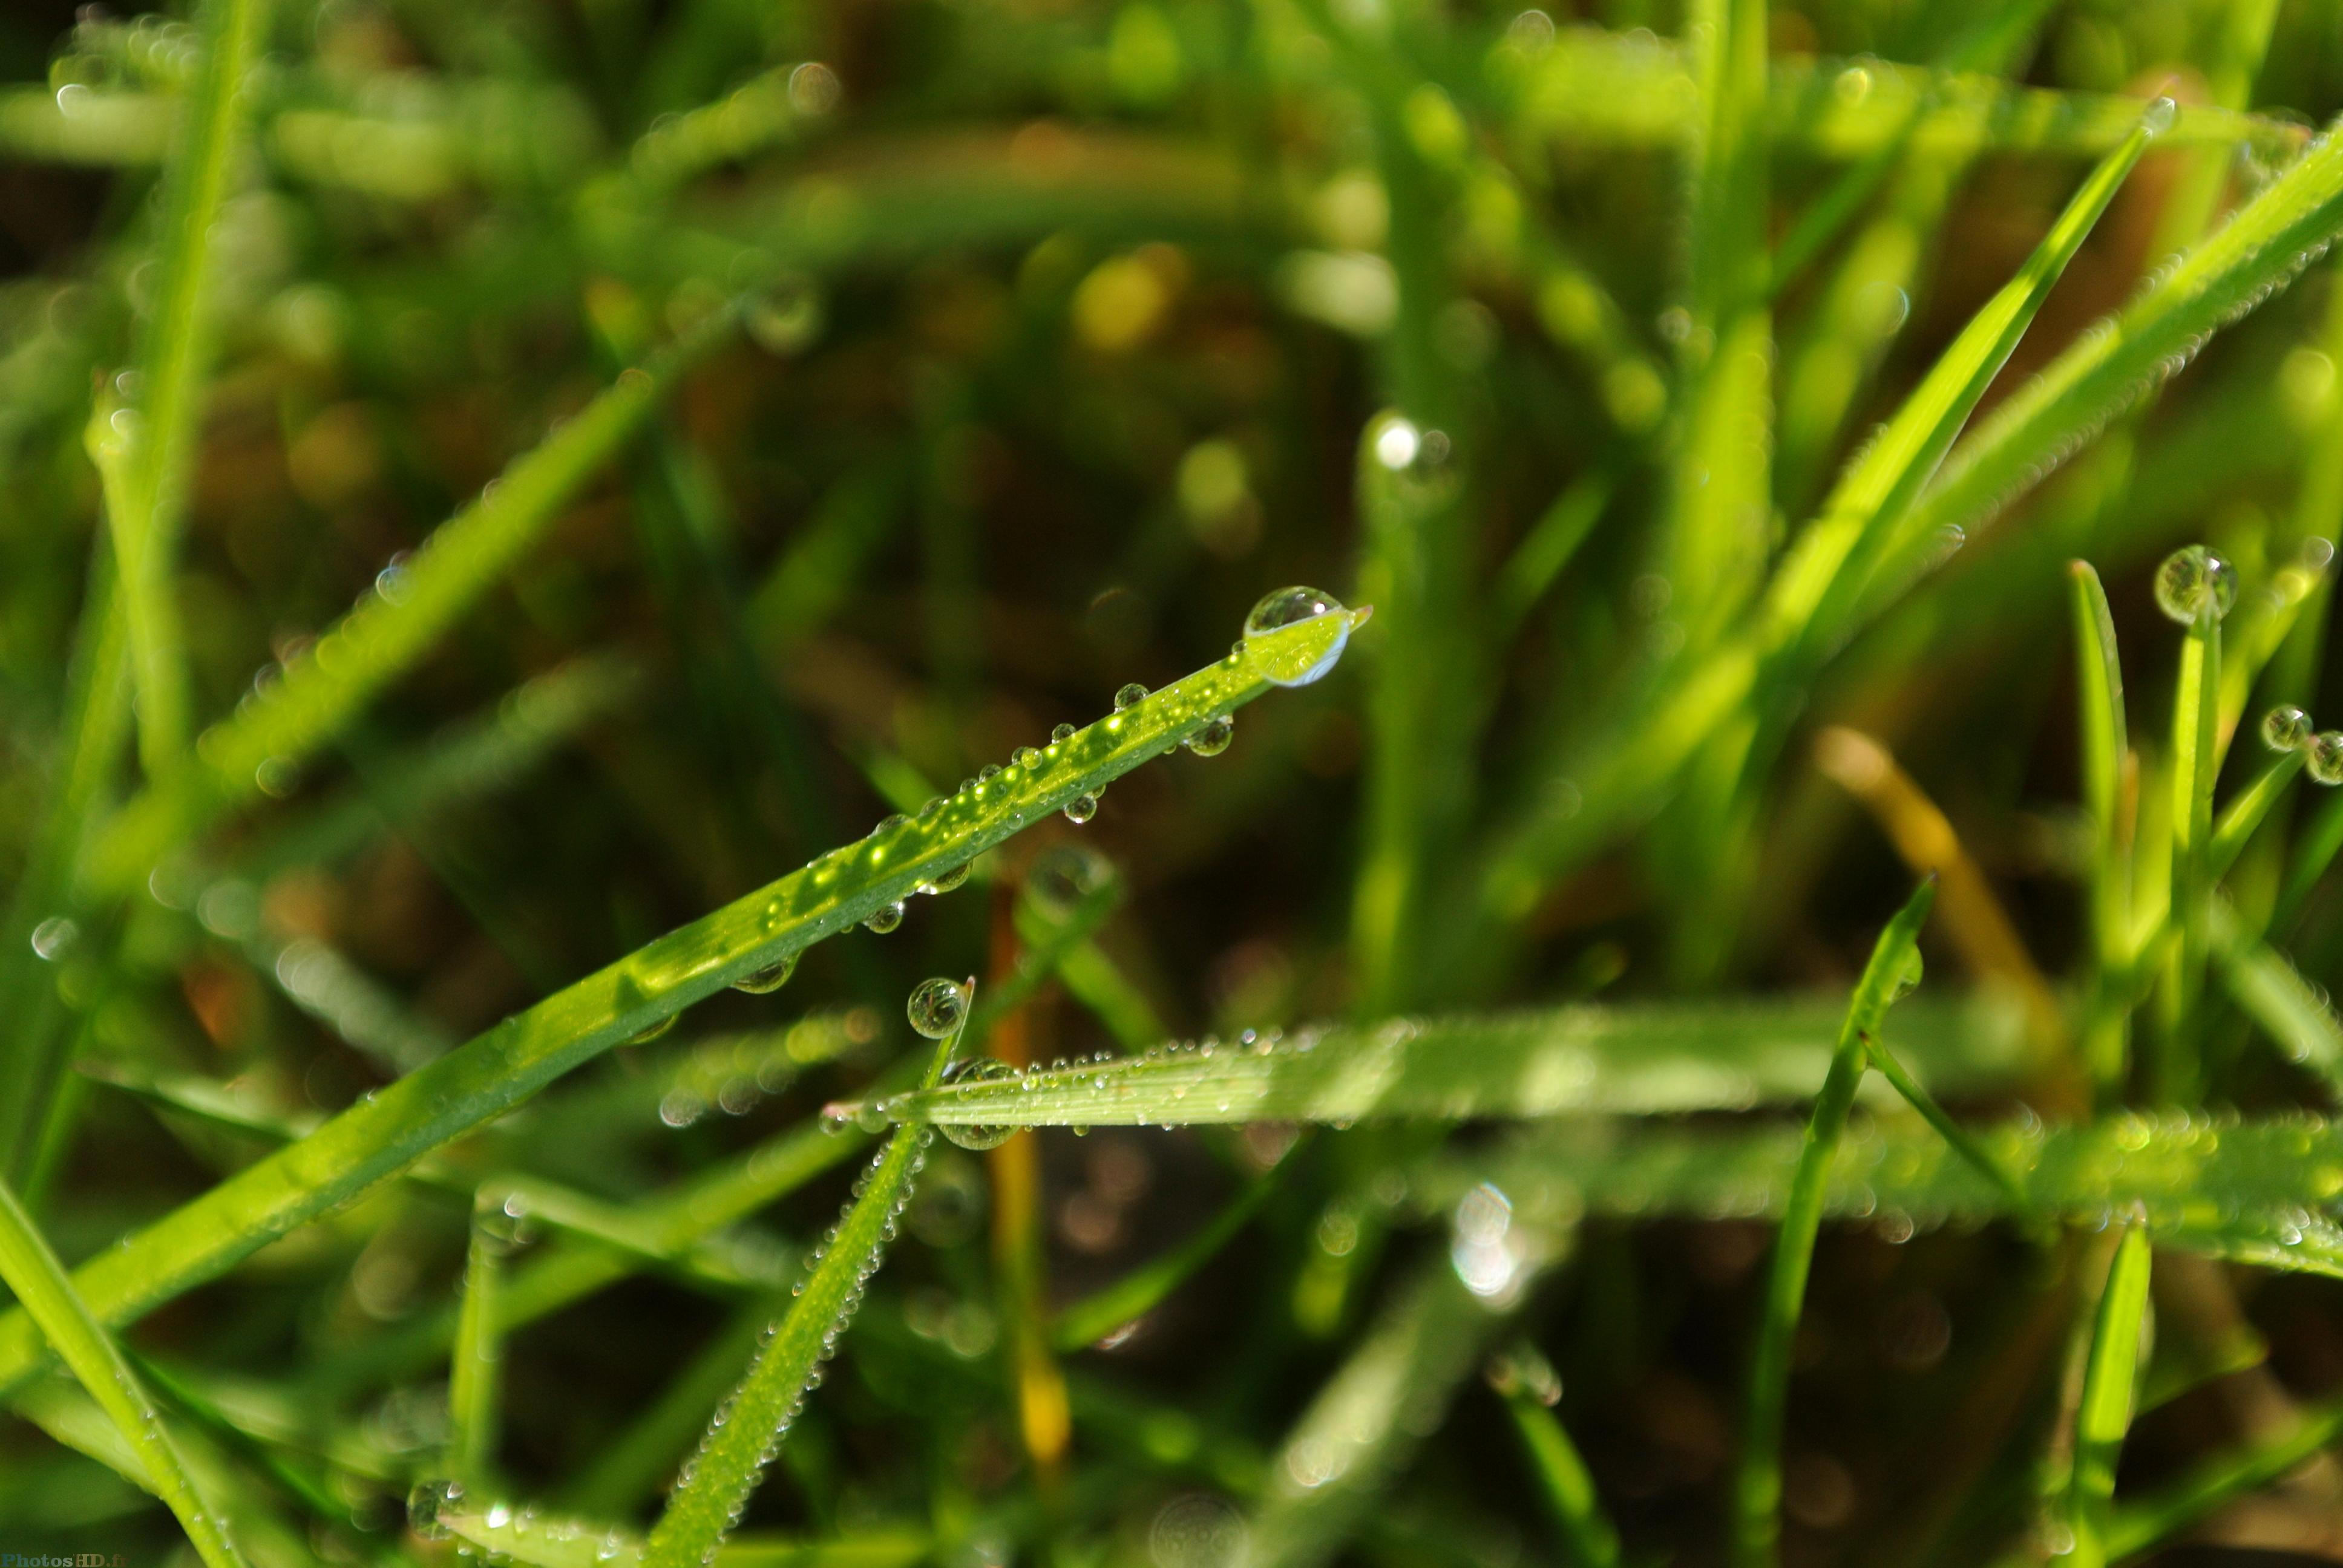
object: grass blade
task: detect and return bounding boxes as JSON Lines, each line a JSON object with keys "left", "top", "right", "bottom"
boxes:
{"left": 1732, "top": 877, "right": 1935, "bottom": 1568}
{"left": 2068, "top": 1225, "right": 2153, "bottom": 1568}
{"left": 638, "top": 982, "right": 974, "bottom": 1568}
{"left": 2210, "top": 897, "right": 2343, "bottom": 1090}
{"left": 2161, "top": 594, "right": 2223, "bottom": 1102}
{"left": 84, "top": 306, "right": 741, "bottom": 894}
{"left": 2209, "top": 749, "right": 2306, "bottom": 877}
{"left": 1861, "top": 1032, "right": 2040, "bottom": 1229}
{"left": 0, "top": 609, "right": 1361, "bottom": 1399}
{"left": 1051, "top": 1169, "right": 1280, "bottom": 1351}
{"left": 448, "top": 1193, "right": 506, "bottom": 1488}
{"left": 1486, "top": 1344, "right": 1621, "bottom": 1568}
{"left": 0, "top": 1176, "right": 246, "bottom": 1567}
{"left": 856, "top": 991, "right": 2024, "bottom": 1130}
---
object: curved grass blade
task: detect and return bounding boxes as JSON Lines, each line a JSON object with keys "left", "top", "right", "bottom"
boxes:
{"left": 2068, "top": 1225, "right": 2152, "bottom": 1568}
{"left": 0, "top": 1176, "right": 246, "bottom": 1568}
{"left": 84, "top": 306, "right": 741, "bottom": 895}
{"left": 638, "top": 984, "right": 974, "bottom": 1568}
{"left": 0, "top": 608, "right": 1361, "bottom": 1400}
{"left": 857, "top": 991, "right": 2021, "bottom": 1131}
{"left": 1733, "top": 878, "right": 1935, "bottom": 1568}
{"left": 1051, "top": 1167, "right": 1280, "bottom": 1351}
{"left": 1909, "top": 109, "right": 2343, "bottom": 572}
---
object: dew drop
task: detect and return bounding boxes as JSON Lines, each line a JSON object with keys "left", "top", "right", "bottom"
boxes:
{"left": 1244, "top": 586, "right": 1354, "bottom": 687}
{"left": 407, "top": 1479, "right": 462, "bottom": 1541}
{"left": 1114, "top": 682, "right": 1149, "bottom": 711}
{"left": 978, "top": 764, "right": 1001, "bottom": 782}
{"left": 2264, "top": 705, "right": 2313, "bottom": 752}
{"left": 919, "top": 862, "right": 971, "bottom": 895}
{"left": 864, "top": 901, "right": 905, "bottom": 933}
{"left": 29, "top": 916, "right": 77, "bottom": 962}
{"left": 625, "top": 1013, "right": 677, "bottom": 1044}
{"left": 938, "top": 1056, "right": 1018, "bottom": 1149}
{"left": 2310, "top": 731, "right": 2343, "bottom": 785}
{"left": 1063, "top": 794, "right": 1099, "bottom": 825}
{"left": 1014, "top": 746, "right": 1041, "bottom": 767}
{"left": 2154, "top": 544, "right": 2237, "bottom": 624}
{"left": 733, "top": 953, "right": 798, "bottom": 994}
{"left": 1184, "top": 713, "right": 1234, "bottom": 756}
{"left": 908, "top": 977, "right": 972, "bottom": 1039}
{"left": 1052, "top": 722, "right": 1076, "bottom": 743}
{"left": 1027, "top": 844, "right": 1112, "bottom": 918}
{"left": 2141, "top": 94, "right": 2178, "bottom": 137}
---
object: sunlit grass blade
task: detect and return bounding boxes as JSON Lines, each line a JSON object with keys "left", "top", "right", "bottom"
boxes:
{"left": 2161, "top": 599, "right": 2223, "bottom": 1102}
{"left": 1861, "top": 1031, "right": 2040, "bottom": 1229}
{"left": 856, "top": 990, "right": 2023, "bottom": 1131}
{"left": 419, "top": 1489, "right": 929, "bottom": 1568}
{"left": 1485, "top": 1344, "right": 1620, "bottom": 1568}
{"left": 1733, "top": 877, "right": 1934, "bottom": 1568}
{"left": 1052, "top": 1167, "right": 1280, "bottom": 1351}
{"left": 448, "top": 1193, "right": 506, "bottom": 1488}
{"left": 1491, "top": 468, "right": 1614, "bottom": 642}
{"left": 0, "top": 611, "right": 1359, "bottom": 1399}
{"left": 83, "top": 307, "right": 741, "bottom": 895}
{"left": 2068, "top": 1225, "right": 2152, "bottom": 1568}
{"left": 0, "top": 1176, "right": 246, "bottom": 1568}
{"left": 2209, "top": 898, "right": 2343, "bottom": 1091}
{"left": 637, "top": 983, "right": 974, "bottom": 1568}
{"left": 2209, "top": 749, "right": 2306, "bottom": 877}
{"left": 2070, "top": 562, "right": 2131, "bottom": 982}
{"left": 1909, "top": 108, "right": 2343, "bottom": 572}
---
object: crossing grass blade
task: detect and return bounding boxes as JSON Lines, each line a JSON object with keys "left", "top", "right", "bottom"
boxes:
{"left": 1051, "top": 1168, "right": 1280, "bottom": 1351}
{"left": 1732, "top": 878, "right": 1935, "bottom": 1568}
{"left": 0, "top": 610, "right": 1360, "bottom": 1399}
{"left": 854, "top": 991, "right": 2025, "bottom": 1130}
{"left": 82, "top": 305, "right": 741, "bottom": 895}
{"left": 2210, "top": 898, "right": 2343, "bottom": 1091}
{"left": 0, "top": 1176, "right": 246, "bottom": 1568}
{"left": 636, "top": 985, "right": 973, "bottom": 1568}
{"left": 2068, "top": 1224, "right": 2152, "bottom": 1568}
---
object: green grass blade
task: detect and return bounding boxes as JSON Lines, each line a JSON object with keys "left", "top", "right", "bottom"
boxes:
{"left": 1051, "top": 1169, "right": 1279, "bottom": 1351}
{"left": 1861, "top": 1033, "right": 2040, "bottom": 1227}
{"left": 1490, "top": 468, "right": 1614, "bottom": 642}
{"left": 2072, "top": 560, "right": 2134, "bottom": 1092}
{"left": 0, "top": 1176, "right": 246, "bottom": 1568}
{"left": 2069, "top": 1225, "right": 2153, "bottom": 1568}
{"left": 638, "top": 986, "right": 972, "bottom": 1568}
{"left": 0, "top": 612, "right": 1359, "bottom": 1399}
{"left": 856, "top": 991, "right": 2024, "bottom": 1129}
{"left": 448, "top": 1194, "right": 506, "bottom": 1488}
{"left": 1910, "top": 112, "right": 2343, "bottom": 567}
{"left": 2105, "top": 1391, "right": 2343, "bottom": 1561}
{"left": 1732, "top": 877, "right": 1934, "bottom": 1568}
{"left": 83, "top": 307, "right": 740, "bottom": 894}
{"left": 2210, "top": 750, "right": 2306, "bottom": 878}
{"left": 2275, "top": 786, "right": 2343, "bottom": 931}
{"left": 2161, "top": 604, "right": 2223, "bottom": 1101}
{"left": 2210, "top": 897, "right": 2343, "bottom": 1090}
{"left": 1486, "top": 1344, "right": 1621, "bottom": 1568}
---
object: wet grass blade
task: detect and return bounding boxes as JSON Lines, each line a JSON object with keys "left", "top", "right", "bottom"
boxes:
{"left": 448, "top": 1194, "right": 506, "bottom": 1488}
{"left": 2068, "top": 1225, "right": 2152, "bottom": 1568}
{"left": 2161, "top": 603, "right": 2223, "bottom": 1102}
{"left": 1732, "top": 877, "right": 1934, "bottom": 1568}
{"left": 1861, "top": 1033, "right": 2040, "bottom": 1229}
{"left": 0, "top": 1176, "right": 246, "bottom": 1568}
{"left": 855, "top": 991, "right": 2023, "bottom": 1130}
{"left": 1486, "top": 1344, "right": 1620, "bottom": 1568}
{"left": 84, "top": 307, "right": 742, "bottom": 895}
{"left": 2210, "top": 898, "right": 2343, "bottom": 1091}
{"left": 0, "top": 610, "right": 1360, "bottom": 1399}
{"left": 637, "top": 985, "right": 973, "bottom": 1568}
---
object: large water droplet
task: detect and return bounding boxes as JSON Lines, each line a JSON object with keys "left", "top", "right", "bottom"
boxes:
{"left": 1052, "top": 722, "right": 1077, "bottom": 743}
{"left": 2141, "top": 94, "right": 2178, "bottom": 136}
{"left": 1184, "top": 714, "right": 1234, "bottom": 756}
{"left": 733, "top": 953, "right": 798, "bottom": 994}
{"left": 2154, "top": 544, "right": 2237, "bottom": 624}
{"left": 2311, "top": 732, "right": 2343, "bottom": 785}
{"left": 408, "top": 1479, "right": 463, "bottom": 1541}
{"left": 626, "top": 1013, "right": 677, "bottom": 1044}
{"left": 2265, "top": 705, "right": 2313, "bottom": 752}
{"left": 865, "top": 901, "right": 905, "bottom": 933}
{"left": 1063, "top": 794, "right": 1099, "bottom": 825}
{"left": 920, "top": 862, "right": 971, "bottom": 895}
{"left": 938, "top": 1056, "right": 1018, "bottom": 1149}
{"left": 1114, "top": 682, "right": 1148, "bottom": 711}
{"left": 908, "top": 977, "right": 972, "bottom": 1039}
{"left": 1028, "top": 844, "right": 1112, "bottom": 918}
{"left": 1244, "top": 586, "right": 1354, "bottom": 687}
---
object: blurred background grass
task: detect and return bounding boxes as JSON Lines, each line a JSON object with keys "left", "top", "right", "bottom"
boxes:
{"left": 16, "top": 0, "right": 2343, "bottom": 1563}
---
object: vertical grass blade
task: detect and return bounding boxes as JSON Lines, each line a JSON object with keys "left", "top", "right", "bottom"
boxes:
{"left": 2068, "top": 1224, "right": 2152, "bottom": 1568}
{"left": 2071, "top": 561, "right": 2132, "bottom": 1094}
{"left": 1732, "top": 877, "right": 1935, "bottom": 1568}
{"left": 2161, "top": 604, "right": 2222, "bottom": 1102}
{"left": 0, "top": 1176, "right": 246, "bottom": 1568}
{"left": 1487, "top": 1344, "right": 1621, "bottom": 1568}
{"left": 448, "top": 1193, "right": 506, "bottom": 1488}
{"left": 638, "top": 982, "right": 972, "bottom": 1568}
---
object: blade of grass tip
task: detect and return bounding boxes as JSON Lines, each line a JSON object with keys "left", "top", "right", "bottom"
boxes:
{"left": 637, "top": 979, "right": 976, "bottom": 1568}
{"left": 2160, "top": 577, "right": 2224, "bottom": 1103}
{"left": 101, "top": 0, "right": 267, "bottom": 783}
{"left": 448, "top": 1191, "right": 506, "bottom": 1489}
{"left": 0, "top": 1176, "right": 246, "bottom": 1568}
{"left": 1052, "top": 1166, "right": 1283, "bottom": 1351}
{"left": 1732, "top": 876, "right": 1935, "bottom": 1568}
{"left": 0, "top": 596, "right": 1366, "bottom": 1402}
{"left": 2068, "top": 1224, "right": 2154, "bottom": 1568}
{"left": 1860, "top": 1031, "right": 2043, "bottom": 1235}
{"left": 82, "top": 301, "right": 743, "bottom": 897}
{"left": 1485, "top": 1344, "right": 1621, "bottom": 1568}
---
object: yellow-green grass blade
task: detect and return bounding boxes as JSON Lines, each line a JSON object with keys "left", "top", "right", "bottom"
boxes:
{"left": 2161, "top": 603, "right": 2223, "bottom": 1103}
{"left": 1732, "top": 878, "right": 1933, "bottom": 1568}
{"left": 2068, "top": 1225, "right": 2153, "bottom": 1568}
{"left": 2210, "top": 897, "right": 2343, "bottom": 1093}
{"left": 0, "top": 608, "right": 1360, "bottom": 1400}
{"left": 0, "top": 1176, "right": 246, "bottom": 1568}
{"left": 637, "top": 987, "right": 972, "bottom": 1568}
{"left": 854, "top": 991, "right": 2024, "bottom": 1131}
{"left": 82, "top": 305, "right": 739, "bottom": 896}
{"left": 448, "top": 1194, "right": 506, "bottom": 1488}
